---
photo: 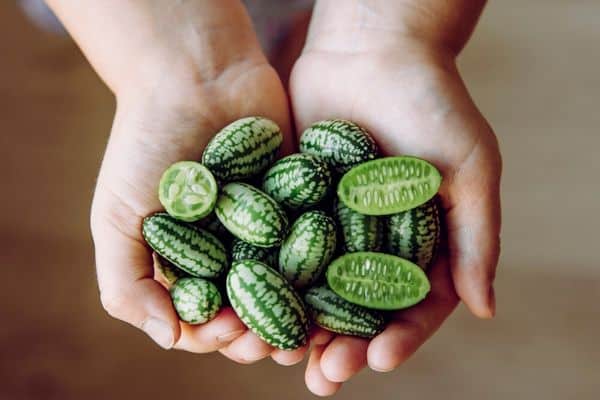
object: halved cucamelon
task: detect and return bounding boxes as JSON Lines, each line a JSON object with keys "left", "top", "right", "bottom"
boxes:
{"left": 202, "top": 117, "right": 282, "bottom": 181}
{"left": 304, "top": 285, "right": 385, "bottom": 338}
{"left": 227, "top": 260, "right": 309, "bottom": 350}
{"left": 387, "top": 198, "right": 440, "bottom": 269}
{"left": 334, "top": 198, "right": 384, "bottom": 252}
{"left": 326, "top": 252, "right": 430, "bottom": 310}
{"left": 231, "top": 238, "right": 279, "bottom": 267}
{"left": 153, "top": 252, "right": 188, "bottom": 285}
{"left": 158, "top": 161, "right": 218, "bottom": 222}
{"left": 338, "top": 156, "right": 442, "bottom": 216}
{"left": 299, "top": 119, "right": 379, "bottom": 174}
{"left": 262, "top": 153, "right": 332, "bottom": 210}
{"left": 170, "top": 277, "right": 222, "bottom": 324}
{"left": 142, "top": 213, "right": 228, "bottom": 278}
{"left": 215, "top": 183, "right": 288, "bottom": 248}
{"left": 279, "top": 211, "right": 337, "bottom": 289}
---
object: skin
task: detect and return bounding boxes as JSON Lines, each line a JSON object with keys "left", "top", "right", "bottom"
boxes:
{"left": 47, "top": 0, "right": 501, "bottom": 396}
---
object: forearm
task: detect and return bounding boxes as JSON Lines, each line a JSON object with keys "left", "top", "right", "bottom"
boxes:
{"left": 45, "top": 0, "right": 264, "bottom": 94}
{"left": 307, "top": 0, "right": 486, "bottom": 55}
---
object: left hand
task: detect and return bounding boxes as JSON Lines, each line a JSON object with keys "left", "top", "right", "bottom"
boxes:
{"left": 289, "top": 5, "right": 501, "bottom": 395}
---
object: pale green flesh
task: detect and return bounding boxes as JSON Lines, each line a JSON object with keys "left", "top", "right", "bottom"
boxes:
{"left": 326, "top": 252, "right": 430, "bottom": 310}
{"left": 158, "top": 161, "right": 218, "bottom": 222}
{"left": 338, "top": 156, "right": 442, "bottom": 216}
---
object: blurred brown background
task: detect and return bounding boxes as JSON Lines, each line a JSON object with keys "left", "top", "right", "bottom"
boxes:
{"left": 1, "top": 1, "right": 598, "bottom": 399}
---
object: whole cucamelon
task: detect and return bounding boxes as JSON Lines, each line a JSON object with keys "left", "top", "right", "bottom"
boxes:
{"left": 142, "top": 213, "right": 228, "bottom": 278}
{"left": 170, "top": 277, "right": 222, "bottom": 324}
{"left": 334, "top": 198, "right": 384, "bottom": 252}
{"left": 227, "top": 260, "right": 309, "bottom": 350}
{"left": 158, "top": 161, "right": 218, "bottom": 222}
{"left": 262, "top": 153, "right": 332, "bottom": 210}
{"left": 338, "top": 156, "right": 442, "bottom": 215}
{"left": 202, "top": 117, "right": 283, "bottom": 181}
{"left": 279, "top": 211, "right": 337, "bottom": 289}
{"left": 299, "top": 119, "right": 379, "bottom": 174}
{"left": 304, "top": 285, "right": 385, "bottom": 338}
{"left": 231, "top": 238, "right": 279, "bottom": 267}
{"left": 387, "top": 198, "right": 441, "bottom": 269}
{"left": 153, "top": 252, "right": 188, "bottom": 285}
{"left": 326, "top": 252, "right": 430, "bottom": 310}
{"left": 215, "top": 183, "right": 288, "bottom": 247}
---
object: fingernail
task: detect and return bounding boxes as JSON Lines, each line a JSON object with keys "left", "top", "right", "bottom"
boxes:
{"left": 370, "top": 364, "right": 394, "bottom": 373}
{"left": 142, "top": 317, "right": 174, "bottom": 349}
{"left": 488, "top": 286, "right": 496, "bottom": 318}
{"left": 217, "top": 330, "right": 245, "bottom": 343}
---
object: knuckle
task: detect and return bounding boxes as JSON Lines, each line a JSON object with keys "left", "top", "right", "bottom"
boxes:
{"left": 99, "top": 290, "right": 129, "bottom": 320}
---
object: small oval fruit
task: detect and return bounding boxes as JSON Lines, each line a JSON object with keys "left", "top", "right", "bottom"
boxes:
{"left": 326, "top": 252, "right": 430, "bottom": 310}
{"left": 227, "top": 260, "right": 309, "bottom": 350}
{"left": 304, "top": 285, "right": 385, "bottom": 338}
{"left": 231, "top": 238, "right": 279, "bottom": 267}
{"left": 387, "top": 198, "right": 441, "bottom": 269}
{"left": 170, "top": 277, "right": 222, "bottom": 324}
{"left": 202, "top": 117, "right": 282, "bottom": 181}
{"left": 334, "top": 198, "right": 384, "bottom": 252}
{"left": 262, "top": 153, "right": 332, "bottom": 210}
{"left": 338, "top": 156, "right": 442, "bottom": 215}
{"left": 279, "top": 211, "right": 337, "bottom": 289}
{"left": 158, "top": 161, "right": 218, "bottom": 222}
{"left": 215, "top": 183, "right": 288, "bottom": 247}
{"left": 142, "top": 213, "right": 228, "bottom": 278}
{"left": 299, "top": 119, "right": 379, "bottom": 174}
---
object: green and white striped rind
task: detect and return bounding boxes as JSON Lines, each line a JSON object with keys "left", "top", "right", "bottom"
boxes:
{"left": 153, "top": 252, "right": 188, "bottom": 285}
{"left": 387, "top": 198, "right": 441, "bottom": 269}
{"left": 170, "top": 277, "right": 222, "bottom": 324}
{"left": 299, "top": 119, "right": 379, "bottom": 174}
{"left": 337, "top": 156, "right": 442, "bottom": 216}
{"left": 226, "top": 260, "right": 309, "bottom": 350}
{"left": 231, "top": 238, "right": 279, "bottom": 267}
{"left": 326, "top": 252, "right": 430, "bottom": 310}
{"left": 334, "top": 198, "right": 384, "bottom": 252}
{"left": 279, "top": 211, "right": 337, "bottom": 289}
{"left": 158, "top": 161, "right": 218, "bottom": 222}
{"left": 262, "top": 153, "right": 332, "bottom": 210}
{"left": 142, "top": 213, "right": 228, "bottom": 278}
{"left": 202, "top": 117, "right": 283, "bottom": 181}
{"left": 215, "top": 183, "right": 288, "bottom": 248}
{"left": 304, "top": 285, "right": 385, "bottom": 338}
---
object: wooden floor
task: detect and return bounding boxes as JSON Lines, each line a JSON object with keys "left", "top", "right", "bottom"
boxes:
{"left": 1, "top": 1, "right": 598, "bottom": 399}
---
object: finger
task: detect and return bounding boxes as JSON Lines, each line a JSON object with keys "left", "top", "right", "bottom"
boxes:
{"left": 221, "top": 330, "right": 273, "bottom": 363}
{"left": 173, "top": 307, "right": 246, "bottom": 353}
{"left": 271, "top": 344, "right": 309, "bottom": 366}
{"left": 319, "top": 336, "right": 368, "bottom": 383}
{"left": 310, "top": 326, "right": 335, "bottom": 346}
{"left": 305, "top": 345, "right": 342, "bottom": 397}
{"left": 367, "top": 256, "right": 458, "bottom": 372}
{"left": 445, "top": 135, "right": 502, "bottom": 318}
{"left": 92, "top": 197, "right": 180, "bottom": 350}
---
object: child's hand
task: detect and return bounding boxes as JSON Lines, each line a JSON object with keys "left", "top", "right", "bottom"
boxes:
{"left": 47, "top": 0, "right": 305, "bottom": 364}
{"left": 290, "top": 0, "right": 501, "bottom": 395}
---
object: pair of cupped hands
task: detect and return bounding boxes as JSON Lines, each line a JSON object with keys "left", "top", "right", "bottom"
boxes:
{"left": 87, "top": 2, "right": 501, "bottom": 396}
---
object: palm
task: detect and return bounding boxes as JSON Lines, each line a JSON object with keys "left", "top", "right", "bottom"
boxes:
{"left": 91, "top": 62, "right": 304, "bottom": 361}
{"left": 290, "top": 49, "right": 502, "bottom": 394}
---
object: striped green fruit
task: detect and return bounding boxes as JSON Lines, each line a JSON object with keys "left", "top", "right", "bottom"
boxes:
{"left": 202, "top": 117, "right": 283, "bottom": 181}
{"left": 231, "top": 238, "right": 279, "bottom": 267}
{"left": 279, "top": 211, "right": 337, "bottom": 289}
{"left": 170, "top": 277, "right": 222, "bottom": 324}
{"left": 227, "top": 260, "right": 309, "bottom": 350}
{"left": 299, "top": 119, "right": 379, "bottom": 174}
{"left": 153, "top": 252, "right": 188, "bottom": 285}
{"left": 262, "top": 153, "right": 332, "bottom": 210}
{"left": 338, "top": 156, "right": 442, "bottom": 216}
{"left": 215, "top": 183, "right": 288, "bottom": 248}
{"left": 195, "top": 211, "right": 233, "bottom": 245}
{"left": 142, "top": 213, "right": 228, "bottom": 278}
{"left": 304, "top": 285, "right": 385, "bottom": 338}
{"left": 387, "top": 198, "right": 441, "bottom": 269}
{"left": 334, "top": 198, "right": 384, "bottom": 252}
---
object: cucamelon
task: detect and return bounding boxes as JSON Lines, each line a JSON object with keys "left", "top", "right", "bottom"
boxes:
{"left": 334, "top": 198, "right": 384, "bottom": 252}
{"left": 153, "top": 252, "right": 187, "bottom": 285}
{"left": 170, "top": 277, "right": 222, "bottom": 324}
{"left": 231, "top": 238, "right": 279, "bottom": 267}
